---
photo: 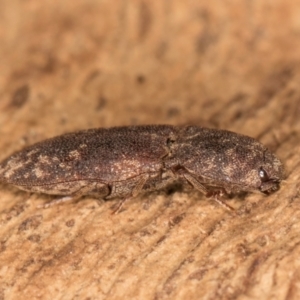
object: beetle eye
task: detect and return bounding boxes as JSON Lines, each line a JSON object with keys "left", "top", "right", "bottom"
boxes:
{"left": 259, "top": 167, "right": 269, "bottom": 182}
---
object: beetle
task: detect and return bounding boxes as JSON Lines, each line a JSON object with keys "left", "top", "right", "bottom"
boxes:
{"left": 0, "top": 125, "right": 284, "bottom": 210}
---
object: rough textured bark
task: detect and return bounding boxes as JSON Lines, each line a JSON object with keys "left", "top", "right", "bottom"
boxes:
{"left": 0, "top": 1, "right": 299, "bottom": 299}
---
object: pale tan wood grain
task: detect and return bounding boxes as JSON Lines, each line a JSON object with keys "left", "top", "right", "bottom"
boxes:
{"left": 0, "top": 1, "right": 300, "bottom": 299}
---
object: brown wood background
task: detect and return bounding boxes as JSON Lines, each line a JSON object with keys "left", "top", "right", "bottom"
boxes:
{"left": 0, "top": 1, "right": 300, "bottom": 299}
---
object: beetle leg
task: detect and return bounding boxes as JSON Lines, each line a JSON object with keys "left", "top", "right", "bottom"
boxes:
{"left": 180, "top": 172, "right": 234, "bottom": 211}
{"left": 205, "top": 188, "right": 234, "bottom": 211}
{"left": 181, "top": 172, "right": 208, "bottom": 195}
{"left": 111, "top": 174, "right": 149, "bottom": 214}
{"left": 41, "top": 196, "right": 74, "bottom": 208}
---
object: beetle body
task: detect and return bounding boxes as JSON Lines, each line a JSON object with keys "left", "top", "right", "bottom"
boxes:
{"left": 0, "top": 125, "right": 284, "bottom": 203}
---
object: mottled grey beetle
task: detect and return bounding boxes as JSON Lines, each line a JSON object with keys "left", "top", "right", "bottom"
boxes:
{"left": 0, "top": 125, "right": 284, "bottom": 210}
